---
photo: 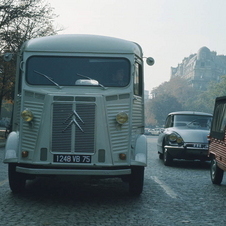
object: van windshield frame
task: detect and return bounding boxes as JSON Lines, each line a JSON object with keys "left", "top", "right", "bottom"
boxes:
{"left": 26, "top": 56, "right": 130, "bottom": 87}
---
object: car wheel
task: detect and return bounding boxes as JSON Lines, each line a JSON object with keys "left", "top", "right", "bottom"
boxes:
{"left": 129, "top": 166, "right": 144, "bottom": 196}
{"left": 8, "top": 164, "right": 26, "bottom": 193}
{"left": 210, "top": 158, "right": 224, "bottom": 185}
{"left": 163, "top": 148, "right": 173, "bottom": 166}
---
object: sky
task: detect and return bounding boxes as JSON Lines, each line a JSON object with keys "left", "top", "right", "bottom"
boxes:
{"left": 48, "top": 0, "right": 226, "bottom": 92}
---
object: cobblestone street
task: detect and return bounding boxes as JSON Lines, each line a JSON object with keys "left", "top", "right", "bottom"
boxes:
{"left": 0, "top": 136, "right": 226, "bottom": 226}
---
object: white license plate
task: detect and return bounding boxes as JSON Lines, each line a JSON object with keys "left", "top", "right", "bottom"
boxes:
{"left": 53, "top": 154, "right": 91, "bottom": 163}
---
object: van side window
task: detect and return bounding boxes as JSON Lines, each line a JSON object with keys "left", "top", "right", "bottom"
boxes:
{"left": 134, "top": 63, "right": 142, "bottom": 96}
{"left": 211, "top": 101, "right": 226, "bottom": 139}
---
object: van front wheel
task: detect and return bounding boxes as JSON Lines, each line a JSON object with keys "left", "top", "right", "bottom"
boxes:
{"left": 129, "top": 166, "right": 144, "bottom": 196}
{"left": 210, "top": 158, "right": 224, "bottom": 185}
{"left": 8, "top": 164, "right": 26, "bottom": 193}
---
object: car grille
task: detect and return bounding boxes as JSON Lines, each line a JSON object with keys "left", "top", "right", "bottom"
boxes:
{"left": 52, "top": 102, "right": 95, "bottom": 153}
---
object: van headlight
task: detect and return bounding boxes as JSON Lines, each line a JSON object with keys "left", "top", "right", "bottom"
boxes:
{"left": 21, "top": 109, "right": 34, "bottom": 122}
{"left": 116, "top": 112, "right": 128, "bottom": 124}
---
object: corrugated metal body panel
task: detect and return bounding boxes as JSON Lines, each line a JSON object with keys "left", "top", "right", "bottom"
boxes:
{"left": 106, "top": 94, "right": 130, "bottom": 152}
{"left": 132, "top": 96, "right": 143, "bottom": 126}
{"left": 21, "top": 101, "right": 44, "bottom": 151}
{"left": 131, "top": 96, "right": 144, "bottom": 147}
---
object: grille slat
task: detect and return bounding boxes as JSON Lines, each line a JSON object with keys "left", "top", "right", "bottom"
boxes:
{"left": 52, "top": 104, "right": 72, "bottom": 152}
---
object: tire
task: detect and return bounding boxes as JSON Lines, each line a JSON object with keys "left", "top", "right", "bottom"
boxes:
{"left": 210, "top": 158, "right": 224, "bottom": 185}
{"left": 163, "top": 148, "right": 173, "bottom": 166}
{"left": 129, "top": 166, "right": 144, "bottom": 196}
{"left": 8, "top": 164, "right": 26, "bottom": 193}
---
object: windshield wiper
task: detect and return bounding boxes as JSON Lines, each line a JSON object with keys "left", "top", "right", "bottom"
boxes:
{"left": 34, "top": 70, "right": 62, "bottom": 89}
{"left": 76, "top": 73, "right": 107, "bottom": 90}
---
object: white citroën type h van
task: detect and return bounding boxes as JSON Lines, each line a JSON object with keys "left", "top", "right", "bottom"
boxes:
{"left": 3, "top": 34, "right": 154, "bottom": 195}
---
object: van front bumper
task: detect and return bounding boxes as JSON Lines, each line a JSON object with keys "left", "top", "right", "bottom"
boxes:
{"left": 16, "top": 166, "right": 131, "bottom": 176}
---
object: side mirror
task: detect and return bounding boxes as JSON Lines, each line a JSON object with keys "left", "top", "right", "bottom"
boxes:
{"left": 146, "top": 57, "right": 155, "bottom": 66}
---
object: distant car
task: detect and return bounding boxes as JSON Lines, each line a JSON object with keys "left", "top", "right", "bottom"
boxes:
{"left": 144, "top": 128, "right": 151, "bottom": 135}
{"left": 157, "top": 111, "right": 212, "bottom": 166}
{"left": 150, "top": 128, "right": 161, "bottom": 136}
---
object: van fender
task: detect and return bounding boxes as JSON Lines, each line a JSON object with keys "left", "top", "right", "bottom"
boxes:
{"left": 4, "top": 131, "right": 19, "bottom": 163}
{"left": 132, "top": 134, "right": 147, "bottom": 166}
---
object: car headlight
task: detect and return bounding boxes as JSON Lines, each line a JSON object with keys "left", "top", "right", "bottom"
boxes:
{"left": 169, "top": 133, "right": 177, "bottom": 142}
{"left": 168, "top": 132, "right": 184, "bottom": 144}
{"left": 21, "top": 109, "right": 34, "bottom": 122}
{"left": 116, "top": 111, "right": 128, "bottom": 124}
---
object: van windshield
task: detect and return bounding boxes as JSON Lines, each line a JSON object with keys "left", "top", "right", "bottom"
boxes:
{"left": 26, "top": 56, "right": 130, "bottom": 87}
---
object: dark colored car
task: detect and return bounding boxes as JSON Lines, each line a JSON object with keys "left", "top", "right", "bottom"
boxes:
{"left": 157, "top": 111, "right": 212, "bottom": 166}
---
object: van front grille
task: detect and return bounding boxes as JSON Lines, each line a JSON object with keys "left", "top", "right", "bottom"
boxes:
{"left": 52, "top": 102, "right": 96, "bottom": 153}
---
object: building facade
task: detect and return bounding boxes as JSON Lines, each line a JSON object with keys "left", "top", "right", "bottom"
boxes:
{"left": 171, "top": 47, "right": 226, "bottom": 90}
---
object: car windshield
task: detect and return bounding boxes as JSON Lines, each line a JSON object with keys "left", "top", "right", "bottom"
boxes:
{"left": 173, "top": 114, "right": 212, "bottom": 130}
{"left": 26, "top": 56, "right": 130, "bottom": 87}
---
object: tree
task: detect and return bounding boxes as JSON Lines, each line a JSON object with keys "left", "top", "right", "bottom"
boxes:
{"left": 187, "top": 75, "right": 226, "bottom": 114}
{"left": 0, "top": 0, "right": 59, "bottom": 117}
{"left": 149, "top": 94, "right": 183, "bottom": 126}
{"left": 151, "top": 77, "right": 199, "bottom": 109}
{"left": 0, "top": 0, "right": 58, "bottom": 52}
{"left": 147, "top": 77, "right": 198, "bottom": 126}
{"left": 145, "top": 99, "right": 157, "bottom": 127}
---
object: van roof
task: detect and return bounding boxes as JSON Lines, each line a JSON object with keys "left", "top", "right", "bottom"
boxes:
{"left": 22, "top": 34, "right": 143, "bottom": 56}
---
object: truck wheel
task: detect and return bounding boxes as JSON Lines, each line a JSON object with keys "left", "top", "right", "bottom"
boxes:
{"left": 8, "top": 164, "right": 26, "bottom": 193}
{"left": 210, "top": 158, "right": 224, "bottom": 185}
{"left": 163, "top": 148, "right": 173, "bottom": 166}
{"left": 129, "top": 166, "right": 144, "bottom": 196}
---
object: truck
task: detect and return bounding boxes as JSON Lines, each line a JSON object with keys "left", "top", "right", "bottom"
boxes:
{"left": 3, "top": 34, "right": 154, "bottom": 195}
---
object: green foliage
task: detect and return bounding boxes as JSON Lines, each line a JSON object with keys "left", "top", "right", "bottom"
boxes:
{"left": 149, "top": 94, "right": 182, "bottom": 126}
{"left": 147, "top": 75, "right": 226, "bottom": 126}
{"left": 186, "top": 75, "right": 226, "bottom": 114}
